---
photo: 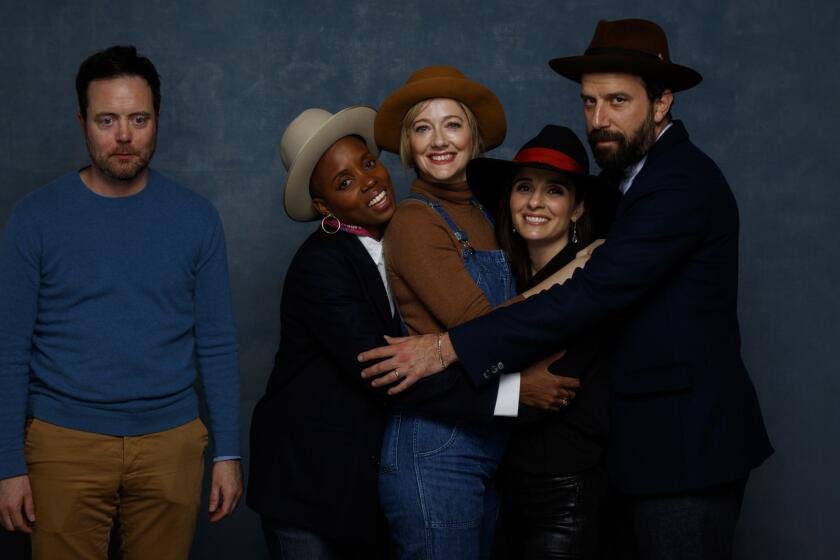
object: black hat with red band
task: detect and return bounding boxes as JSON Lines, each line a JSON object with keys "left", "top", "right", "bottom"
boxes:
{"left": 468, "top": 125, "right": 613, "bottom": 233}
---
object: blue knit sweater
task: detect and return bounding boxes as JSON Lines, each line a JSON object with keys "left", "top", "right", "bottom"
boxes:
{"left": 0, "top": 170, "right": 240, "bottom": 479}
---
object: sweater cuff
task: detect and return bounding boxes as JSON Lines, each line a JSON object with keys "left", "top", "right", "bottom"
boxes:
{"left": 210, "top": 429, "right": 241, "bottom": 459}
{"left": 0, "top": 451, "right": 28, "bottom": 481}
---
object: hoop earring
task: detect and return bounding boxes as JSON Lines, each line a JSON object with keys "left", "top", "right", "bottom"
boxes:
{"left": 321, "top": 213, "right": 341, "bottom": 235}
{"left": 571, "top": 220, "right": 579, "bottom": 245}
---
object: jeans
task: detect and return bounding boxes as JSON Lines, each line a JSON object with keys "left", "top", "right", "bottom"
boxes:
{"left": 379, "top": 414, "right": 509, "bottom": 560}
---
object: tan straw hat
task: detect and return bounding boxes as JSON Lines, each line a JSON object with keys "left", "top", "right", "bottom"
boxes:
{"left": 549, "top": 19, "right": 702, "bottom": 92}
{"left": 374, "top": 65, "right": 506, "bottom": 153}
{"left": 280, "top": 106, "right": 378, "bottom": 221}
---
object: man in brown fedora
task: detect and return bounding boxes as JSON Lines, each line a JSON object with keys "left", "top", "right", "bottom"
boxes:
{"left": 359, "top": 18, "right": 772, "bottom": 559}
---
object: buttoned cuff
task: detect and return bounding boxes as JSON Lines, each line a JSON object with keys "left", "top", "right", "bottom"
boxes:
{"left": 493, "top": 373, "right": 521, "bottom": 417}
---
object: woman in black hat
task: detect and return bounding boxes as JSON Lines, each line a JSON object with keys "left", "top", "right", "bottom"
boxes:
{"left": 468, "top": 125, "right": 614, "bottom": 559}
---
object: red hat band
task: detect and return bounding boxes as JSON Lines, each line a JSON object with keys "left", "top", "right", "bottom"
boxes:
{"left": 513, "top": 147, "right": 584, "bottom": 174}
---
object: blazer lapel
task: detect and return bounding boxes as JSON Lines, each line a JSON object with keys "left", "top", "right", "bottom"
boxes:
{"left": 615, "top": 120, "right": 690, "bottom": 217}
{"left": 341, "top": 234, "right": 395, "bottom": 326}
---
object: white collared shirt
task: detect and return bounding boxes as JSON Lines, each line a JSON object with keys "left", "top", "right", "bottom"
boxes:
{"left": 357, "top": 235, "right": 395, "bottom": 316}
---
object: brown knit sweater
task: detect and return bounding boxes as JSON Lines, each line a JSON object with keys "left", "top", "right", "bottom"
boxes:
{"left": 384, "top": 178, "right": 521, "bottom": 335}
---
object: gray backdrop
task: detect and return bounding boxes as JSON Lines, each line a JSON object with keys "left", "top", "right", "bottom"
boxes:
{"left": 1, "top": 0, "right": 837, "bottom": 558}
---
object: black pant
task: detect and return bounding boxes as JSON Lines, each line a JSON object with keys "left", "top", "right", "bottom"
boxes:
{"left": 494, "top": 466, "right": 609, "bottom": 559}
{"left": 260, "top": 517, "right": 384, "bottom": 560}
{"left": 610, "top": 478, "right": 747, "bottom": 560}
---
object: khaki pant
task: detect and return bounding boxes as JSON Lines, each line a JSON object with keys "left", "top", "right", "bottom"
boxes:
{"left": 24, "top": 417, "right": 207, "bottom": 560}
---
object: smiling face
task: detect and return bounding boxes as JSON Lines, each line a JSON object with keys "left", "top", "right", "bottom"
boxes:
{"left": 78, "top": 76, "right": 157, "bottom": 196}
{"left": 509, "top": 167, "right": 584, "bottom": 251}
{"left": 407, "top": 98, "right": 474, "bottom": 184}
{"left": 580, "top": 72, "right": 672, "bottom": 173}
{"left": 310, "top": 136, "right": 395, "bottom": 239}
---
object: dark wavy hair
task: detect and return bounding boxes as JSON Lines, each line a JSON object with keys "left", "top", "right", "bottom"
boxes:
{"left": 494, "top": 176, "right": 592, "bottom": 290}
{"left": 76, "top": 45, "right": 160, "bottom": 119}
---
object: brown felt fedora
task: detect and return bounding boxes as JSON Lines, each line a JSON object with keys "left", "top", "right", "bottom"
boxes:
{"left": 375, "top": 65, "right": 507, "bottom": 154}
{"left": 549, "top": 19, "right": 702, "bottom": 92}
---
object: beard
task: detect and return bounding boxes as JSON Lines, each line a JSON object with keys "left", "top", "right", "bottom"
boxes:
{"left": 588, "top": 107, "right": 657, "bottom": 174}
{"left": 86, "top": 136, "right": 156, "bottom": 182}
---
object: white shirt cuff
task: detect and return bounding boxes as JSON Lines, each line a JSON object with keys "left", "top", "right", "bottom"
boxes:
{"left": 493, "top": 372, "right": 521, "bottom": 417}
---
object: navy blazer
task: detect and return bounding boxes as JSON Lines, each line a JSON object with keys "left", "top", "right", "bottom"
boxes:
{"left": 247, "top": 228, "right": 498, "bottom": 545}
{"left": 450, "top": 121, "right": 773, "bottom": 495}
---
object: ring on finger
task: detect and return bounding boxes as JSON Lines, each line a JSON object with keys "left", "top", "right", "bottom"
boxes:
{"left": 393, "top": 369, "right": 401, "bottom": 379}
{"left": 559, "top": 398, "right": 569, "bottom": 407}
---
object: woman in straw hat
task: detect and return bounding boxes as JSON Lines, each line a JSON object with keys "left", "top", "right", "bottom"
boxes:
{"left": 468, "top": 125, "right": 614, "bottom": 559}
{"left": 247, "top": 105, "right": 504, "bottom": 559}
{"left": 372, "top": 66, "right": 589, "bottom": 559}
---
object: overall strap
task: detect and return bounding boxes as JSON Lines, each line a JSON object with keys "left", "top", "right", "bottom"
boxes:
{"left": 470, "top": 197, "right": 496, "bottom": 228}
{"left": 406, "top": 193, "right": 475, "bottom": 256}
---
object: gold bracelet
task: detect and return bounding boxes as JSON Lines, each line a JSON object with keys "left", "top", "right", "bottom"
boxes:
{"left": 436, "top": 334, "right": 447, "bottom": 369}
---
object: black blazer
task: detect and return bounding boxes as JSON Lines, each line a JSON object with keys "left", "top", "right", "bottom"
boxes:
{"left": 247, "top": 229, "right": 498, "bottom": 545}
{"left": 450, "top": 122, "right": 773, "bottom": 495}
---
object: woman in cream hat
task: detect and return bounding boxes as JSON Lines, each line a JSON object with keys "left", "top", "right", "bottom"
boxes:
{"left": 247, "top": 105, "right": 399, "bottom": 558}
{"left": 372, "top": 67, "right": 587, "bottom": 559}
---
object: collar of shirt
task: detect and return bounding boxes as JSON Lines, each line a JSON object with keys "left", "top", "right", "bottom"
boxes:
{"left": 357, "top": 235, "right": 395, "bottom": 315}
{"left": 618, "top": 121, "right": 673, "bottom": 195}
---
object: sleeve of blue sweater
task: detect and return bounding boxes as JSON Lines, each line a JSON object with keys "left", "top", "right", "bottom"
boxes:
{"left": 0, "top": 204, "right": 40, "bottom": 479}
{"left": 194, "top": 208, "right": 241, "bottom": 459}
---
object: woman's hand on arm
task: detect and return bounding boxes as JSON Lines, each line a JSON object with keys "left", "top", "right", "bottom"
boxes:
{"left": 521, "top": 239, "right": 605, "bottom": 298}
{"left": 577, "top": 238, "right": 605, "bottom": 258}
{"left": 519, "top": 350, "right": 581, "bottom": 411}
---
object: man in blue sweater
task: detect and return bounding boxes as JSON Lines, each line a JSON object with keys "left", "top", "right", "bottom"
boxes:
{"left": 0, "top": 46, "right": 242, "bottom": 558}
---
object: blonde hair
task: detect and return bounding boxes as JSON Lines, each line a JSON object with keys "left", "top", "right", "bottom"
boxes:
{"left": 398, "top": 99, "right": 485, "bottom": 170}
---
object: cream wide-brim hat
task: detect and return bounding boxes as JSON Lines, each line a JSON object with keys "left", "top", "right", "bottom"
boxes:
{"left": 280, "top": 106, "right": 378, "bottom": 222}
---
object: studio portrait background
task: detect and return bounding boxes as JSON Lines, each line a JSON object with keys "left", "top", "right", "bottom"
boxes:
{"left": 1, "top": 0, "right": 837, "bottom": 558}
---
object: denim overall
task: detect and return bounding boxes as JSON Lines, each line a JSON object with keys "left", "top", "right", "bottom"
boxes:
{"left": 379, "top": 194, "right": 514, "bottom": 560}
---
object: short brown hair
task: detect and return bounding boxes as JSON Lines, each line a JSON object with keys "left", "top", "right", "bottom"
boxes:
{"left": 398, "top": 99, "right": 484, "bottom": 170}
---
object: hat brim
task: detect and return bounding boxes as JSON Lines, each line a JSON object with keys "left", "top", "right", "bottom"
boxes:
{"left": 375, "top": 77, "right": 507, "bottom": 153}
{"left": 467, "top": 157, "right": 615, "bottom": 235}
{"left": 283, "top": 106, "right": 379, "bottom": 222}
{"left": 549, "top": 55, "right": 702, "bottom": 92}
